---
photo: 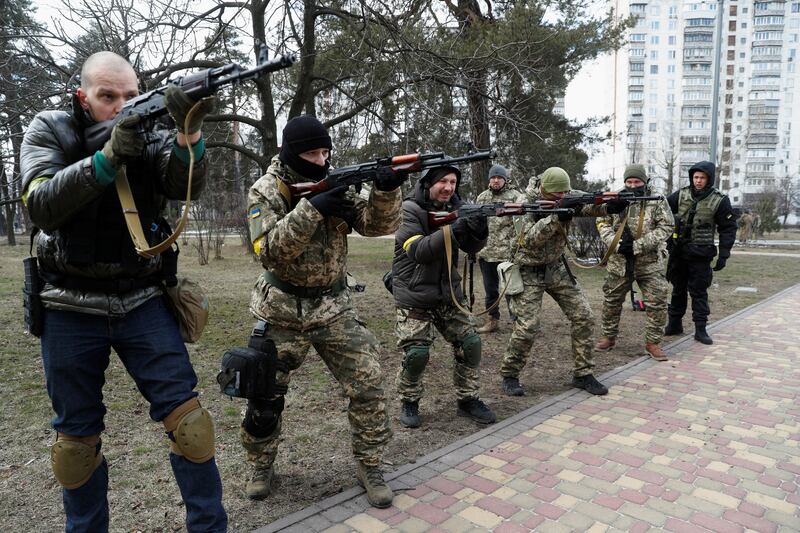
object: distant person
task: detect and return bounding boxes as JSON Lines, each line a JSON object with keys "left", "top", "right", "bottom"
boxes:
{"left": 20, "top": 51, "right": 226, "bottom": 531}
{"left": 475, "top": 164, "right": 524, "bottom": 333}
{"left": 499, "top": 168, "right": 628, "bottom": 397}
{"left": 664, "top": 161, "right": 737, "bottom": 345}
{"left": 391, "top": 166, "right": 496, "bottom": 429}
{"left": 594, "top": 164, "right": 674, "bottom": 361}
{"left": 737, "top": 210, "right": 754, "bottom": 244}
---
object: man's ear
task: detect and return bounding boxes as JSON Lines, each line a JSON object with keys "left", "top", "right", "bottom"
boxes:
{"left": 76, "top": 88, "right": 89, "bottom": 110}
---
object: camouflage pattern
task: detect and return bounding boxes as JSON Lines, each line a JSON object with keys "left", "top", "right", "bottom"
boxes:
{"left": 395, "top": 305, "right": 480, "bottom": 402}
{"left": 596, "top": 196, "right": 674, "bottom": 344}
{"left": 500, "top": 262, "right": 596, "bottom": 378}
{"left": 512, "top": 178, "right": 608, "bottom": 267}
{"left": 475, "top": 186, "right": 524, "bottom": 262}
{"left": 240, "top": 311, "right": 391, "bottom": 468}
{"left": 241, "top": 155, "right": 400, "bottom": 469}
{"left": 248, "top": 155, "right": 401, "bottom": 329}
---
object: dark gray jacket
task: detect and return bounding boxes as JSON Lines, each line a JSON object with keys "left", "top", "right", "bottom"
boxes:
{"left": 21, "top": 98, "right": 206, "bottom": 315}
{"left": 392, "top": 179, "right": 486, "bottom": 309}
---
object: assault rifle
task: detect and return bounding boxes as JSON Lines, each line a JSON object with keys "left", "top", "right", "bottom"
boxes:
{"left": 84, "top": 47, "right": 296, "bottom": 153}
{"left": 548, "top": 191, "right": 663, "bottom": 209}
{"left": 287, "top": 149, "right": 496, "bottom": 200}
{"left": 428, "top": 202, "right": 574, "bottom": 228}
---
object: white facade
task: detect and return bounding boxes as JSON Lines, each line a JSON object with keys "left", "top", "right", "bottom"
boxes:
{"left": 612, "top": 0, "right": 800, "bottom": 222}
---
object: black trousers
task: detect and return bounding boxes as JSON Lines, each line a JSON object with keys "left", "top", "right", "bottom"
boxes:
{"left": 478, "top": 259, "right": 516, "bottom": 321}
{"left": 667, "top": 258, "right": 712, "bottom": 325}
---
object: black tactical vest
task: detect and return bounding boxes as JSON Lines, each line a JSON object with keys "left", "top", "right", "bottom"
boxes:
{"left": 676, "top": 187, "right": 724, "bottom": 246}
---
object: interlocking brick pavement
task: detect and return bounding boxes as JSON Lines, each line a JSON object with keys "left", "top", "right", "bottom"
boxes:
{"left": 255, "top": 285, "right": 800, "bottom": 532}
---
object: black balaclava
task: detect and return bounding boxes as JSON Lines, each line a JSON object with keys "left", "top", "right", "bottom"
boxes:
{"left": 278, "top": 115, "right": 333, "bottom": 181}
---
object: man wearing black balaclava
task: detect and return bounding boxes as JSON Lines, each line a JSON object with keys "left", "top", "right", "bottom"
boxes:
{"left": 242, "top": 115, "right": 404, "bottom": 508}
{"left": 664, "top": 161, "right": 737, "bottom": 345}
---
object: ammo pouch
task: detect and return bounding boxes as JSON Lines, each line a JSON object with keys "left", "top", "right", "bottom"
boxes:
{"left": 161, "top": 244, "right": 209, "bottom": 344}
{"left": 382, "top": 271, "right": 393, "bottom": 294}
{"left": 217, "top": 321, "right": 288, "bottom": 400}
{"left": 497, "top": 261, "right": 524, "bottom": 296}
{"left": 23, "top": 257, "right": 44, "bottom": 337}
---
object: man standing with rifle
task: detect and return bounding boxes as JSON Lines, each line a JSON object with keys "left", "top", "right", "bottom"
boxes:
{"left": 664, "top": 161, "right": 737, "bottom": 345}
{"left": 243, "top": 115, "right": 403, "bottom": 508}
{"left": 594, "top": 164, "right": 674, "bottom": 361}
{"left": 20, "top": 51, "right": 226, "bottom": 532}
{"left": 474, "top": 164, "right": 523, "bottom": 333}
{"left": 392, "top": 166, "right": 496, "bottom": 429}
{"left": 499, "top": 168, "right": 629, "bottom": 397}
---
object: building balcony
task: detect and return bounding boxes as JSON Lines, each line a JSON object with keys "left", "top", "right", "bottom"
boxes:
{"left": 747, "top": 135, "right": 779, "bottom": 145}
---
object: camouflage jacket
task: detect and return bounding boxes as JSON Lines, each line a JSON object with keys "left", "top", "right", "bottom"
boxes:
{"left": 248, "top": 155, "right": 401, "bottom": 330}
{"left": 475, "top": 186, "right": 524, "bottom": 262}
{"left": 595, "top": 195, "right": 674, "bottom": 278}
{"left": 513, "top": 180, "right": 608, "bottom": 267}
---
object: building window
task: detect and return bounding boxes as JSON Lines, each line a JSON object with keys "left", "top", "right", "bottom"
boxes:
{"left": 631, "top": 33, "right": 646, "bottom": 42}
{"left": 651, "top": 21, "right": 660, "bottom": 30}
{"left": 651, "top": 35, "right": 660, "bottom": 44}
{"left": 669, "top": 35, "right": 677, "bottom": 45}
{"left": 729, "top": 21, "right": 736, "bottom": 31}
{"left": 730, "top": 5, "right": 738, "bottom": 15}
{"left": 668, "top": 64, "right": 676, "bottom": 73}
{"left": 649, "top": 123, "right": 658, "bottom": 131}
{"left": 650, "top": 65, "right": 659, "bottom": 74}
{"left": 651, "top": 50, "right": 659, "bottom": 59}
{"left": 793, "top": 2, "right": 800, "bottom": 12}
{"left": 728, "top": 50, "right": 735, "bottom": 60}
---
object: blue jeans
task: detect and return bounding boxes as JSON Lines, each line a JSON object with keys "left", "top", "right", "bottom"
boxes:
{"left": 42, "top": 297, "right": 227, "bottom": 532}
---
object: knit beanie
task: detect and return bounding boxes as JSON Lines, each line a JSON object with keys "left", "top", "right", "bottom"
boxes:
{"left": 540, "top": 167, "right": 571, "bottom": 193}
{"left": 422, "top": 165, "right": 461, "bottom": 188}
{"left": 278, "top": 115, "right": 333, "bottom": 181}
{"left": 623, "top": 164, "right": 648, "bottom": 183}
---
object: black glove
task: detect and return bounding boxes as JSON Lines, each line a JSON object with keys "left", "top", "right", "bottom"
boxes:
{"left": 606, "top": 198, "right": 629, "bottom": 214}
{"left": 309, "top": 185, "right": 354, "bottom": 218}
{"left": 465, "top": 214, "right": 488, "bottom": 238}
{"left": 617, "top": 227, "right": 634, "bottom": 256}
{"left": 450, "top": 216, "right": 470, "bottom": 245}
{"left": 101, "top": 114, "right": 144, "bottom": 168}
{"left": 556, "top": 210, "right": 573, "bottom": 222}
{"left": 164, "top": 86, "right": 217, "bottom": 134}
{"left": 712, "top": 257, "right": 727, "bottom": 271}
{"left": 374, "top": 167, "right": 408, "bottom": 192}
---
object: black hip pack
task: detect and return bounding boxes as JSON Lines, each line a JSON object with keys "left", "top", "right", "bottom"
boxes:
{"left": 217, "top": 321, "right": 288, "bottom": 400}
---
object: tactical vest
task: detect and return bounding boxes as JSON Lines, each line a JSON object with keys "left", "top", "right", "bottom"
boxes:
{"left": 676, "top": 187, "right": 723, "bottom": 245}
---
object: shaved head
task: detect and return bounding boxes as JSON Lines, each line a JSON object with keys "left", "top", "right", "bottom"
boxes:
{"left": 80, "top": 51, "right": 136, "bottom": 90}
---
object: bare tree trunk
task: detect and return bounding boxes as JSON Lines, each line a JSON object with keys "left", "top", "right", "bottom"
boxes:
{"left": 252, "top": 0, "right": 280, "bottom": 169}
{"left": 288, "top": 0, "right": 317, "bottom": 119}
{"left": 0, "top": 153, "right": 17, "bottom": 245}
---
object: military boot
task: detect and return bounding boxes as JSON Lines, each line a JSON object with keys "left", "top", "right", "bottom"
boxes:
{"left": 356, "top": 462, "right": 393, "bottom": 508}
{"left": 572, "top": 374, "right": 608, "bottom": 396}
{"left": 694, "top": 324, "right": 713, "bottom": 345}
{"left": 246, "top": 466, "right": 274, "bottom": 500}
{"left": 645, "top": 342, "right": 668, "bottom": 361}
{"left": 457, "top": 398, "right": 496, "bottom": 424}
{"left": 476, "top": 318, "right": 499, "bottom": 334}
{"left": 664, "top": 316, "right": 684, "bottom": 336}
{"left": 594, "top": 336, "right": 616, "bottom": 351}
{"left": 502, "top": 377, "right": 525, "bottom": 396}
{"left": 399, "top": 400, "right": 420, "bottom": 428}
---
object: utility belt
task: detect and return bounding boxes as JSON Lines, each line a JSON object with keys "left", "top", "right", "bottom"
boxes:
{"left": 262, "top": 270, "right": 346, "bottom": 298}
{"left": 524, "top": 256, "right": 576, "bottom": 285}
{"left": 39, "top": 269, "right": 163, "bottom": 294}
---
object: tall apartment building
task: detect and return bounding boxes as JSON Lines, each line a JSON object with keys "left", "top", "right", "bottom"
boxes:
{"left": 612, "top": 0, "right": 800, "bottom": 220}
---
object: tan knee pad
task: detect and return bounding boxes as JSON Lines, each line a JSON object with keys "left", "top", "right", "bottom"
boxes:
{"left": 163, "top": 398, "right": 215, "bottom": 463}
{"left": 51, "top": 433, "right": 103, "bottom": 489}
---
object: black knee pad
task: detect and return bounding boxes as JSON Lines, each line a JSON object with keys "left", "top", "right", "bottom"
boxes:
{"left": 459, "top": 333, "right": 482, "bottom": 368}
{"left": 243, "top": 396, "right": 285, "bottom": 438}
{"left": 402, "top": 345, "right": 430, "bottom": 379}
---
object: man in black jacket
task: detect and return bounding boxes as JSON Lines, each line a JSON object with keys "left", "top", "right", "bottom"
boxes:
{"left": 664, "top": 161, "right": 737, "bottom": 345}
{"left": 20, "top": 51, "right": 226, "bottom": 532}
{"left": 391, "top": 166, "right": 496, "bottom": 428}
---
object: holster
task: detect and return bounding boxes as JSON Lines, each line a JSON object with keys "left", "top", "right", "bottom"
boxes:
{"left": 23, "top": 257, "right": 44, "bottom": 337}
{"left": 217, "top": 321, "right": 289, "bottom": 400}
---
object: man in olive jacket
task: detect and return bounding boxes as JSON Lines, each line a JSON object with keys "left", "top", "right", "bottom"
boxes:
{"left": 392, "top": 166, "right": 496, "bottom": 429}
{"left": 20, "top": 52, "right": 226, "bottom": 532}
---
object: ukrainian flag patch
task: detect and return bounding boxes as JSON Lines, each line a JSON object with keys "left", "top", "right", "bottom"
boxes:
{"left": 249, "top": 208, "right": 262, "bottom": 220}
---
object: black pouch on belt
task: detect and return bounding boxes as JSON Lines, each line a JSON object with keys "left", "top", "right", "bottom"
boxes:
{"left": 23, "top": 257, "right": 44, "bottom": 337}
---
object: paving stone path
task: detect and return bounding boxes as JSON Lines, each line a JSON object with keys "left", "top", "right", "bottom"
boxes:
{"left": 257, "top": 284, "right": 800, "bottom": 533}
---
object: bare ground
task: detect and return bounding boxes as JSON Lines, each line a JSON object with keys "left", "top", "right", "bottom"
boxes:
{"left": 0, "top": 236, "right": 797, "bottom": 532}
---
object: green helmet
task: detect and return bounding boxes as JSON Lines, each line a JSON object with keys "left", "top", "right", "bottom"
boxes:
{"left": 540, "top": 167, "right": 571, "bottom": 193}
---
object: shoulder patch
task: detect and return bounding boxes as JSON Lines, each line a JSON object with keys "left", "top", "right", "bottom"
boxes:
{"left": 249, "top": 207, "right": 262, "bottom": 220}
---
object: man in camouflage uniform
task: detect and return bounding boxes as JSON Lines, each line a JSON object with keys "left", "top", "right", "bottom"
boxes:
{"left": 475, "top": 164, "right": 524, "bottom": 333}
{"left": 500, "top": 168, "right": 628, "bottom": 397}
{"left": 594, "top": 164, "right": 674, "bottom": 361}
{"left": 243, "top": 115, "right": 402, "bottom": 508}
{"left": 392, "top": 166, "right": 496, "bottom": 429}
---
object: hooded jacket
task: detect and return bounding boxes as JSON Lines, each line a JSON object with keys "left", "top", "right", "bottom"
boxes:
{"left": 392, "top": 176, "right": 487, "bottom": 309}
{"left": 20, "top": 97, "right": 207, "bottom": 316}
{"left": 666, "top": 161, "right": 737, "bottom": 261}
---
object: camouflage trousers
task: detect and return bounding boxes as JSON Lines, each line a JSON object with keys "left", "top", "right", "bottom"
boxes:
{"left": 395, "top": 304, "right": 480, "bottom": 403}
{"left": 240, "top": 309, "right": 391, "bottom": 470}
{"left": 501, "top": 262, "right": 595, "bottom": 378}
{"left": 601, "top": 270, "right": 668, "bottom": 345}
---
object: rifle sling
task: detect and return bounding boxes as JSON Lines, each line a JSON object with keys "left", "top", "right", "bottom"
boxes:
{"left": 115, "top": 102, "right": 203, "bottom": 259}
{"left": 569, "top": 206, "right": 645, "bottom": 270}
{"left": 443, "top": 225, "right": 505, "bottom": 317}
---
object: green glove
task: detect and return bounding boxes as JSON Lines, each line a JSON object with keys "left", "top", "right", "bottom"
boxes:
{"left": 164, "top": 86, "right": 216, "bottom": 134}
{"left": 101, "top": 114, "right": 144, "bottom": 168}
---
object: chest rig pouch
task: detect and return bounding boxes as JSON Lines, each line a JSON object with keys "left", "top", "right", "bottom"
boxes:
{"left": 217, "top": 321, "right": 288, "bottom": 400}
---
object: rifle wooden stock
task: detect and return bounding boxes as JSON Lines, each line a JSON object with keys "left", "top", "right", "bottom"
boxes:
{"left": 427, "top": 202, "right": 571, "bottom": 228}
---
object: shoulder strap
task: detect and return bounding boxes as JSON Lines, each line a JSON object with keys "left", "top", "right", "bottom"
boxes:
{"left": 443, "top": 225, "right": 505, "bottom": 317}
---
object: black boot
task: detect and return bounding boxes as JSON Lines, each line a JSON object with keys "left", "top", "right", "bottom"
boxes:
{"left": 399, "top": 401, "right": 420, "bottom": 428}
{"left": 694, "top": 324, "right": 713, "bottom": 345}
{"left": 502, "top": 377, "right": 525, "bottom": 396}
{"left": 664, "top": 316, "right": 684, "bottom": 336}
{"left": 572, "top": 374, "right": 608, "bottom": 396}
{"left": 457, "top": 398, "right": 496, "bottom": 424}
